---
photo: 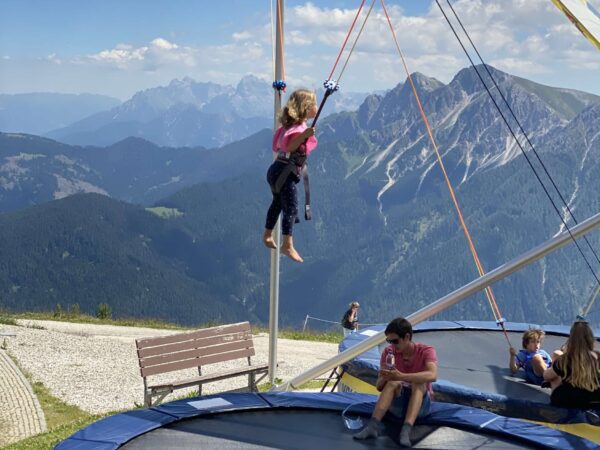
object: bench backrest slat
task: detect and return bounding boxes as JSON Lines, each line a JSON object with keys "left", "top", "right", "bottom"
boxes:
{"left": 137, "top": 330, "right": 252, "bottom": 358}
{"left": 136, "top": 321, "right": 261, "bottom": 378}
{"left": 136, "top": 322, "right": 250, "bottom": 350}
{"left": 139, "top": 338, "right": 255, "bottom": 369}
{"left": 140, "top": 347, "right": 255, "bottom": 377}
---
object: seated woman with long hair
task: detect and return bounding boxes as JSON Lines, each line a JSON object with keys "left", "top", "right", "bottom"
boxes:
{"left": 543, "top": 320, "right": 600, "bottom": 409}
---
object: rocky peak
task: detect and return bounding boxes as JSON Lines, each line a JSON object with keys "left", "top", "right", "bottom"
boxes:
{"left": 407, "top": 72, "right": 444, "bottom": 93}
{"left": 357, "top": 94, "right": 383, "bottom": 128}
{"left": 451, "top": 64, "right": 511, "bottom": 95}
{"left": 235, "top": 74, "right": 270, "bottom": 96}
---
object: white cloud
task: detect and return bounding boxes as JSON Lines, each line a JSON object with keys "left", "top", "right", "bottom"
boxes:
{"left": 45, "top": 53, "right": 62, "bottom": 65}
{"left": 491, "top": 57, "right": 549, "bottom": 76}
{"left": 288, "top": 30, "right": 312, "bottom": 46}
{"left": 151, "top": 38, "right": 178, "bottom": 50}
{"left": 84, "top": 37, "right": 198, "bottom": 71}
{"left": 232, "top": 31, "right": 252, "bottom": 41}
{"left": 89, "top": 45, "right": 147, "bottom": 65}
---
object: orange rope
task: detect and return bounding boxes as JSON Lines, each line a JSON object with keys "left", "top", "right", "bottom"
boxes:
{"left": 335, "top": 0, "right": 377, "bottom": 84}
{"left": 379, "top": 0, "right": 510, "bottom": 345}
{"left": 328, "top": 0, "right": 367, "bottom": 81}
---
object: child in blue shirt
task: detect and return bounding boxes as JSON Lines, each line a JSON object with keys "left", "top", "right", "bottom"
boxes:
{"left": 509, "top": 328, "right": 552, "bottom": 386}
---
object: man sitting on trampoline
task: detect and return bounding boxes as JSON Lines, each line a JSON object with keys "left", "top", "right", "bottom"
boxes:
{"left": 354, "top": 316, "right": 438, "bottom": 447}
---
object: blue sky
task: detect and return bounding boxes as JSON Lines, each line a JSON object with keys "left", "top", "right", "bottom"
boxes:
{"left": 1, "top": 0, "right": 599, "bottom": 100}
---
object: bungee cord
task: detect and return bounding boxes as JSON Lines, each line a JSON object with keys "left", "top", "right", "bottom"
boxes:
{"left": 311, "top": 0, "right": 376, "bottom": 128}
{"left": 332, "top": 0, "right": 377, "bottom": 89}
{"left": 327, "top": 0, "right": 368, "bottom": 82}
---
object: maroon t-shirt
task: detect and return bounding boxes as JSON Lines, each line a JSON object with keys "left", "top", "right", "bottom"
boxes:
{"left": 380, "top": 342, "right": 437, "bottom": 394}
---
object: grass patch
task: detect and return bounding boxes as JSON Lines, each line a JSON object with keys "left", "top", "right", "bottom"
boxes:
{"left": 5, "top": 310, "right": 343, "bottom": 343}
{"left": 9, "top": 311, "right": 187, "bottom": 331}
{"left": 32, "top": 382, "right": 92, "bottom": 430}
{"left": 298, "top": 379, "right": 328, "bottom": 390}
{"left": 258, "top": 378, "right": 327, "bottom": 392}
{"left": 2, "top": 415, "right": 103, "bottom": 450}
{"left": 253, "top": 326, "right": 343, "bottom": 343}
{"left": 145, "top": 206, "right": 184, "bottom": 219}
{"left": 0, "top": 315, "right": 17, "bottom": 326}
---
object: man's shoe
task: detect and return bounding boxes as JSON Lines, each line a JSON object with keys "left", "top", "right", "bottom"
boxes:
{"left": 398, "top": 423, "right": 413, "bottom": 447}
{"left": 353, "top": 418, "right": 382, "bottom": 440}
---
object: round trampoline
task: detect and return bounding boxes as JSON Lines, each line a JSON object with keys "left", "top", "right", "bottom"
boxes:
{"left": 56, "top": 391, "right": 597, "bottom": 449}
{"left": 339, "top": 320, "right": 600, "bottom": 444}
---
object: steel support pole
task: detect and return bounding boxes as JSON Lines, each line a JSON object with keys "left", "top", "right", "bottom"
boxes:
{"left": 273, "top": 211, "right": 600, "bottom": 391}
{"left": 268, "top": 0, "right": 284, "bottom": 385}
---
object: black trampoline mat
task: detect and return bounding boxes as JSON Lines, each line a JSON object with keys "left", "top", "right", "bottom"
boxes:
{"left": 410, "top": 329, "right": 568, "bottom": 402}
{"left": 120, "top": 409, "right": 535, "bottom": 449}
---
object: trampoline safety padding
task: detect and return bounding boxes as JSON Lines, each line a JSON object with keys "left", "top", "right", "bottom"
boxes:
{"left": 55, "top": 392, "right": 597, "bottom": 449}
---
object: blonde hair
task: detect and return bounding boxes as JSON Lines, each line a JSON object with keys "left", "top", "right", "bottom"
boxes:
{"left": 350, "top": 301, "right": 360, "bottom": 308}
{"left": 280, "top": 89, "right": 316, "bottom": 128}
{"left": 522, "top": 328, "right": 545, "bottom": 348}
{"left": 556, "top": 321, "right": 599, "bottom": 391}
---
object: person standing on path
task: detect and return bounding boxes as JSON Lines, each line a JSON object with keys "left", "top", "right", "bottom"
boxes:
{"left": 341, "top": 301, "right": 360, "bottom": 336}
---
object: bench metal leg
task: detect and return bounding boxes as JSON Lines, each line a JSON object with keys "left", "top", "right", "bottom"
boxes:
{"left": 197, "top": 366, "right": 203, "bottom": 396}
{"left": 143, "top": 379, "right": 152, "bottom": 407}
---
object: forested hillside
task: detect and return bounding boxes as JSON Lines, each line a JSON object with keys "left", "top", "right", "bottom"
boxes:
{"left": 0, "top": 193, "right": 250, "bottom": 325}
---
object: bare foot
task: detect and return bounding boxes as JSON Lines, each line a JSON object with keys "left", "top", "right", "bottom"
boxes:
{"left": 263, "top": 231, "right": 277, "bottom": 249}
{"left": 281, "top": 246, "right": 303, "bottom": 263}
{"left": 263, "top": 236, "right": 277, "bottom": 249}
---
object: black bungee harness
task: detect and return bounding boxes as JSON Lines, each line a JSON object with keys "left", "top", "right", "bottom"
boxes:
{"left": 270, "top": 80, "right": 339, "bottom": 221}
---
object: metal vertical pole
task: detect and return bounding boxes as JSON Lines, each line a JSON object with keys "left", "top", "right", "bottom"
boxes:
{"left": 269, "top": 0, "right": 284, "bottom": 385}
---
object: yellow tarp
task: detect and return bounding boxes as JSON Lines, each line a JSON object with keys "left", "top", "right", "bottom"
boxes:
{"left": 340, "top": 371, "right": 600, "bottom": 444}
{"left": 552, "top": 0, "right": 600, "bottom": 50}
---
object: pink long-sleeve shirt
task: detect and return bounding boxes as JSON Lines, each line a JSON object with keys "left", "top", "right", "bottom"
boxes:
{"left": 272, "top": 122, "right": 318, "bottom": 156}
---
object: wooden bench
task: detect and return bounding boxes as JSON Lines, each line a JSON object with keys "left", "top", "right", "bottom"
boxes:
{"left": 136, "top": 321, "right": 269, "bottom": 406}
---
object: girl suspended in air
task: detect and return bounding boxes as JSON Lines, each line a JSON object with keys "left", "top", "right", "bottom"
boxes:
{"left": 263, "top": 89, "right": 318, "bottom": 263}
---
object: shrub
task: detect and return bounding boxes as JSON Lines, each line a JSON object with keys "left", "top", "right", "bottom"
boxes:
{"left": 53, "top": 304, "right": 63, "bottom": 318}
{"left": 68, "top": 303, "right": 81, "bottom": 318}
{"left": 96, "top": 303, "right": 112, "bottom": 320}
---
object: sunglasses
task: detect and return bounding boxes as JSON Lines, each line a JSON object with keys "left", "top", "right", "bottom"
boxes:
{"left": 385, "top": 338, "right": 400, "bottom": 344}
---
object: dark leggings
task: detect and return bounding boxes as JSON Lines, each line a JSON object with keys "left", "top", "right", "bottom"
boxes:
{"left": 265, "top": 161, "right": 298, "bottom": 235}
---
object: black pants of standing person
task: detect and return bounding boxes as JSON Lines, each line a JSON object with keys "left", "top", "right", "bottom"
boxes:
{"left": 265, "top": 161, "right": 298, "bottom": 235}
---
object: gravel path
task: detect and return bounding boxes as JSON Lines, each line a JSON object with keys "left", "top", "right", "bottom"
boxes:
{"left": 0, "top": 349, "right": 46, "bottom": 447}
{"left": 3, "top": 320, "right": 339, "bottom": 414}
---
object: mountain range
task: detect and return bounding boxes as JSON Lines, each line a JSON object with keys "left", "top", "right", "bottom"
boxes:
{"left": 1, "top": 65, "right": 599, "bottom": 328}
{"left": 0, "top": 129, "right": 275, "bottom": 211}
{"left": 43, "top": 75, "right": 370, "bottom": 148}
